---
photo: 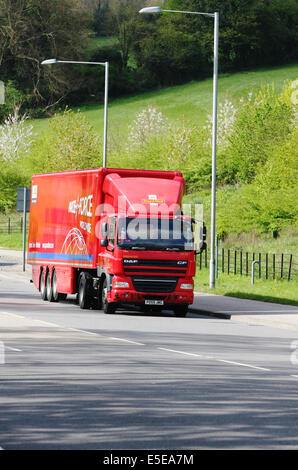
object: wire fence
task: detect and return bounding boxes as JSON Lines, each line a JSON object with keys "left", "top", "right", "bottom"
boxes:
{"left": 197, "top": 247, "right": 297, "bottom": 281}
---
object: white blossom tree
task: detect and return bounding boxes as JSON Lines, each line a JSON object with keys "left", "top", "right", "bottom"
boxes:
{"left": 0, "top": 107, "right": 33, "bottom": 163}
{"left": 127, "top": 104, "right": 168, "bottom": 148}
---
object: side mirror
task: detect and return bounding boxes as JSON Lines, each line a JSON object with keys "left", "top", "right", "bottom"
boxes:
{"left": 101, "top": 222, "right": 108, "bottom": 237}
{"left": 100, "top": 238, "right": 108, "bottom": 247}
{"left": 195, "top": 242, "right": 207, "bottom": 255}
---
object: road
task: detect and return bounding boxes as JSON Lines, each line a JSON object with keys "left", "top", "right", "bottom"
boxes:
{"left": 1, "top": 270, "right": 298, "bottom": 450}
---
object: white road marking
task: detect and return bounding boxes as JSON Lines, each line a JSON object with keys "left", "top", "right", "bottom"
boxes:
{"left": 0, "top": 311, "right": 98, "bottom": 337}
{"left": 218, "top": 359, "right": 271, "bottom": 371}
{"left": 0, "top": 311, "right": 145, "bottom": 346}
{"left": 5, "top": 346, "right": 22, "bottom": 352}
{"left": 158, "top": 347, "right": 271, "bottom": 371}
{"left": 35, "top": 320, "right": 98, "bottom": 337}
{"left": 158, "top": 347, "right": 204, "bottom": 358}
{"left": 290, "top": 375, "right": 298, "bottom": 379}
{"left": 0, "top": 311, "right": 26, "bottom": 320}
{"left": 0, "top": 272, "right": 30, "bottom": 284}
{"left": 109, "top": 337, "right": 145, "bottom": 346}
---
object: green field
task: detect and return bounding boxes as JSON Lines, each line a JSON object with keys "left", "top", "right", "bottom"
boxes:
{"left": 31, "top": 63, "right": 298, "bottom": 143}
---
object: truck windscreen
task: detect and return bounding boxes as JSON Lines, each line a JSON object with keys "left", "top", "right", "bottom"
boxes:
{"left": 117, "top": 217, "right": 193, "bottom": 251}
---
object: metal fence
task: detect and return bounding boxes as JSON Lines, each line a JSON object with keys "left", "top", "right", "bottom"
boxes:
{"left": 197, "top": 247, "right": 297, "bottom": 281}
{"left": 0, "top": 216, "right": 27, "bottom": 234}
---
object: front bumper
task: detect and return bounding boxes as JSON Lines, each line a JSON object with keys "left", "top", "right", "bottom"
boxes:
{"left": 108, "top": 276, "right": 194, "bottom": 305}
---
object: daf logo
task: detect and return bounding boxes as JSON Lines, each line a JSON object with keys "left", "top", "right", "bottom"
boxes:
{"left": 123, "top": 259, "right": 138, "bottom": 264}
{"left": 177, "top": 261, "right": 187, "bottom": 265}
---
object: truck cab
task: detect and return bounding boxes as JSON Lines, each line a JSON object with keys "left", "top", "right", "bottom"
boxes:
{"left": 94, "top": 172, "right": 203, "bottom": 317}
{"left": 98, "top": 213, "right": 196, "bottom": 316}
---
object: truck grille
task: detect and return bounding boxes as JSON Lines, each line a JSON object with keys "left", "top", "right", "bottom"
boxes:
{"left": 132, "top": 276, "right": 178, "bottom": 293}
{"left": 123, "top": 259, "right": 187, "bottom": 267}
{"left": 123, "top": 259, "right": 187, "bottom": 276}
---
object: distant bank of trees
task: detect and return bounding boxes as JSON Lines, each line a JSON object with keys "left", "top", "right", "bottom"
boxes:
{"left": 0, "top": 0, "right": 297, "bottom": 118}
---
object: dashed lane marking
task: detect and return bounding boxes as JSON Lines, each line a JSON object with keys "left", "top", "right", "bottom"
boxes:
{"left": 158, "top": 347, "right": 271, "bottom": 372}
{"left": 109, "top": 337, "right": 145, "bottom": 346}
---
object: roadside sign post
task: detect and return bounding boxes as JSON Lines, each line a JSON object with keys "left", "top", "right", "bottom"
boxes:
{"left": 17, "top": 187, "right": 31, "bottom": 272}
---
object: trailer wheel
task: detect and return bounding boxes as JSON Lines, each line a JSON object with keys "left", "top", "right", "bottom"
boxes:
{"left": 52, "top": 270, "right": 67, "bottom": 302}
{"left": 40, "top": 270, "right": 47, "bottom": 301}
{"left": 46, "top": 270, "right": 55, "bottom": 302}
{"left": 78, "top": 272, "right": 92, "bottom": 310}
{"left": 173, "top": 305, "right": 188, "bottom": 317}
{"left": 102, "top": 278, "right": 117, "bottom": 314}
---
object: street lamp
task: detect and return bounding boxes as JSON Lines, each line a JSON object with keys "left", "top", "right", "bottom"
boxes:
{"left": 41, "top": 59, "right": 109, "bottom": 168}
{"left": 140, "top": 6, "right": 219, "bottom": 288}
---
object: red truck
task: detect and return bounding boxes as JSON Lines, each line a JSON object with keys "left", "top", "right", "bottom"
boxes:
{"left": 28, "top": 167, "right": 205, "bottom": 316}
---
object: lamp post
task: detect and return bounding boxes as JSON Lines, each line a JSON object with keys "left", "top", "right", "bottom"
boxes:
{"left": 140, "top": 6, "right": 219, "bottom": 288}
{"left": 41, "top": 59, "right": 109, "bottom": 168}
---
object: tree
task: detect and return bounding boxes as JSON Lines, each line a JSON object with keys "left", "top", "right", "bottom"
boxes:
{"left": 41, "top": 108, "right": 101, "bottom": 172}
{"left": 0, "top": 0, "right": 93, "bottom": 110}
{"left": 0, "top": 106, "right": 33, "bottom": 163}
{"left": 110, "top": 0, "right": 144, "bottom": 69}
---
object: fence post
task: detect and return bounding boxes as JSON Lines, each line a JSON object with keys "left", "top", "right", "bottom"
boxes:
{"left": 281, "top": 253, "right": 284, "bottom": 279}
{"left": 273, "top": 253, "right": 275, "bottom": 279}
{"left": 222, "top": 248, "right": 224, "bottom": 273}
{"left": 8, "top": 217, "right": 10, "bottom": 234}
{"left": 228, "top": 249, "right": 230, "bottom": 274}
{"left": 240, "top": 251, "right": 243, "bottom": 276}
{"left": 259, "top": 253, "right": 261, "bottom": 278}
{"left": 215, "top": 234, "right": 219, "bottom": 279}
{"left": 288, "top": 254, "right": 293, "bottom": 281}
{"left": 234, "top": 250, "right": 237, "bottom": 275}
{"left": 246, "top": 252, "right": 248, "bottom": 276}
{"left": 266, "top": 253, "right": 268, "bottom": 280}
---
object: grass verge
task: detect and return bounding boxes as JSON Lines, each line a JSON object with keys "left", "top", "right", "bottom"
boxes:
{"left": 195, "top": 267, "right": 298, "bottom": 306}
{"left": 0, "top": 232, "right": 27, "bottom": 250}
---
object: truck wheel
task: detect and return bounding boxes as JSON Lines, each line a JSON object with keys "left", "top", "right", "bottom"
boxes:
{"left": 102, "top": 279, "right": 117, "bottom": 314}
{"left": 46, "top": 270, "right": 55, "bottom": 302}
{"left": 40, "top": 270, "right": 47, "bottom": 301}
{"left": 78, "top": 272, "right": 92, "bottom": 310}
{"left": 52, "top": 270, "right": 67, "bottom": 302}
{"left": 173, "top": 305, "right": 188, "bottom": 317}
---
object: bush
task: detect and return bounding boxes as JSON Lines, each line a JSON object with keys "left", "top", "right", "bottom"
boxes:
{"left": 223, "top": 83, "right": 295, "bottom": 184}
{"left": 34, "top": 108, "right": 102, "bottom": 173}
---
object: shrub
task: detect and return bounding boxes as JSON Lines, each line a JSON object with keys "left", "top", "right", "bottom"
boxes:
{"left": 41, "top": 108, "right": 101, "bottom": 172}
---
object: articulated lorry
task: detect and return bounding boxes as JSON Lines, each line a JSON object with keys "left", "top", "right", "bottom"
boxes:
{"left": 28, "top": 168, "right": 205, "bottom": 316}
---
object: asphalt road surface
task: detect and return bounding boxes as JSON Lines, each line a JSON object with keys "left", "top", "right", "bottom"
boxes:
{"left": 1, "top": 270, "right": 298, "bottom": 450}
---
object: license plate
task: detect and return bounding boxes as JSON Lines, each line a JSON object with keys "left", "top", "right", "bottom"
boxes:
{"left": 145, "top": 300, "right": 164, "bottom": 305}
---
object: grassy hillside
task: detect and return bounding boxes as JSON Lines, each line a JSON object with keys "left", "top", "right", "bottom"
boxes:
{"left": 31, "top": 63, "right": 298, "bottom": 142}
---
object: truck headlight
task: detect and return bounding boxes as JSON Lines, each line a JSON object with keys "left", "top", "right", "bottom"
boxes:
{"left": 180, "top": 283, "right": 193, "bottom": 290}
{"left": 113, "top": 281, "right": 129, "bottom": 288}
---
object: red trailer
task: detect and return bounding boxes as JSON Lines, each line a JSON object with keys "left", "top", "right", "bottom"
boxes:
{"left": 28, "top": 167, "right": 205, "bottom": 316}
